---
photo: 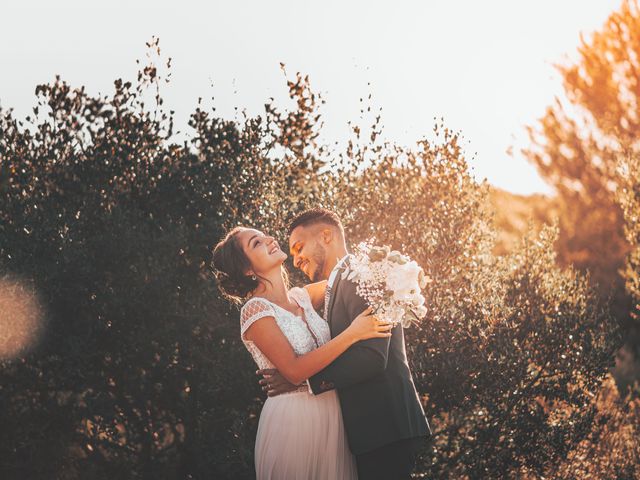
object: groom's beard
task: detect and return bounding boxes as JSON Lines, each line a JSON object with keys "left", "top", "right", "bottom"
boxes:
{"left": 310, "top": 249, "right": 327, "bottom": 282}
{"left": 311, "top": 264, "right": 324, "bottom": 282}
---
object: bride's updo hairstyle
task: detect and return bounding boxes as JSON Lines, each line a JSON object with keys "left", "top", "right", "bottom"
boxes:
{"left": 212, "top": 226, "right": 289, "bottom": 304}
{"left": 212, "top": 227, "right": 259, "bottom": 303}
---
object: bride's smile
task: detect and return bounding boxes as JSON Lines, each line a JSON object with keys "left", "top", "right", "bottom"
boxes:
{"left": 269, "top": 244, "right": 281, "bottom": 255}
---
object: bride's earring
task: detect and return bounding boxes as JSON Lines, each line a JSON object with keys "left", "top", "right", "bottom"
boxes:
{"left": 251, "top": 275, "right": 257, "bottom": 281}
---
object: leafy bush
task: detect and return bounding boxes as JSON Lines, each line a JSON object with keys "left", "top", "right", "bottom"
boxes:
{"left": 0, "top": 42, "right": 621, "bottom": 479}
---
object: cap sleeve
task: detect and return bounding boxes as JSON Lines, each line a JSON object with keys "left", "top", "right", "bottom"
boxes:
{"left": 240, "top": 298, "right": 276, "bottom": 339}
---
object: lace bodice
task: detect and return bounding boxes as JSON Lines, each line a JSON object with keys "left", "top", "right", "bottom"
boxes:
{"left": 240, "top": 287, "right": 331, "bottom": 371}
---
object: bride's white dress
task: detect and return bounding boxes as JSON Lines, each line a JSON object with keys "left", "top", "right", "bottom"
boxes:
{"left": 240, "top": 287, "right": 357, "bottom": 480}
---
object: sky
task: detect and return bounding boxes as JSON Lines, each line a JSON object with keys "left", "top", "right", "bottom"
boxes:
{"left": 0, "top": 0, "right": 624, "bottom": 195}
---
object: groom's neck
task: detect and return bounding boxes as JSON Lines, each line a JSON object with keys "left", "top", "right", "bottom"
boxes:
{"left": 334, "top": 245, "right": 348, "bottom": 260}
{"left": 325, "top": 244, "right": 348, "bottom": 273}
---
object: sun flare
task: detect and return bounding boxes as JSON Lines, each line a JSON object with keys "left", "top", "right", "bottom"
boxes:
{"left": 0, "top": 277, "right": 45, "bottom": 360}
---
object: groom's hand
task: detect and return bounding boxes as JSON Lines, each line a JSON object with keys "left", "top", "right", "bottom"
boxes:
{"left": 257, "top": 369, "right": 299, "bottom": 397}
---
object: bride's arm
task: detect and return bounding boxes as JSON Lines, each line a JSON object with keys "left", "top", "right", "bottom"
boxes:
{"left": 244, "top": 310, "right": 389, "bottom": 386}
{"left": 303, "top": 280, "right": 327, "bottom": 311}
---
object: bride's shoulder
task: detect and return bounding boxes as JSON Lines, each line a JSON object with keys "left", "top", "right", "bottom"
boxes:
{"left": 240, "top": 296, "right": 274, "bottom": 319}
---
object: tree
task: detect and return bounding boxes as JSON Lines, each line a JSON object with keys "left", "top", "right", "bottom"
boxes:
{"left": 524, "top": 0, "right": 640, "bottom": 322}
{"left": 618, "top": 155, "right": 640, "bottom": 313}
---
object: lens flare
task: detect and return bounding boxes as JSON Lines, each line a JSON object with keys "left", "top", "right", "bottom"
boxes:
{"left": 0, "top": 277, "right": 45, "bottom": 360}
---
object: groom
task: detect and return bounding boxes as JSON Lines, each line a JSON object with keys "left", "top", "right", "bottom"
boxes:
{"left": 258, "top": 208, "right": 431, "bottom": 479}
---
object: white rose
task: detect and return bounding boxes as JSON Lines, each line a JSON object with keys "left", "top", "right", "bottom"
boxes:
{"left": 387, "top": 260, "right": 421, "bottom": 302}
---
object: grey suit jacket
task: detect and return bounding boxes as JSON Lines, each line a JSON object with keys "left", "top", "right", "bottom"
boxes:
{"left": 308, "top": 262, "right": 431, "bottom": 455}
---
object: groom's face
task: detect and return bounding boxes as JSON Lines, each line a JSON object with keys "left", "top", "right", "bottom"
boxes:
{"left": 289, "top": 225, "right": 328, "bottom": 282}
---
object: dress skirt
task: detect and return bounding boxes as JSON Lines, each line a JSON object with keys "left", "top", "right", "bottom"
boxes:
{"left": 255, "top": 389, "right": 357, "bottom": 479}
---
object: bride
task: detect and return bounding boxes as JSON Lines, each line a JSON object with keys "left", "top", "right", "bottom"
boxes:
{"left": 212, "top": 226, "right": 391, "bottom": 479}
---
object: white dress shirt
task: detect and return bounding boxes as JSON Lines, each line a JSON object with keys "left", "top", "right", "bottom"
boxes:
{"left": 307, "top": 253, "right": 350, "bottom": 394}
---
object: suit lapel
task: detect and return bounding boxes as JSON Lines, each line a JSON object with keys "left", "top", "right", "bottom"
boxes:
{"left": 327, "top": 257, "right": 349, "bottom": 334}
{"left": 326, "top": 270, "right": 342, "bottom": 332}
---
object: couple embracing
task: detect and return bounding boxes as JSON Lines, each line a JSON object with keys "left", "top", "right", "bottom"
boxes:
{"left": 213, "top": 208, "right": 431, "bottom": 479}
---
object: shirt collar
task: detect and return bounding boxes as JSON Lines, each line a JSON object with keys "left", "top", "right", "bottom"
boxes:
{"left": 327, "top": 254, "right": 350, "bottom": 287}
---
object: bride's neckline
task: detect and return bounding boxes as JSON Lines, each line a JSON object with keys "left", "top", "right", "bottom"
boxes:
{"left": 249, "top": 290, "right": 305, "bottom": 318}
{"left": 248, "top": 289, "right": 321, "bottom": 349}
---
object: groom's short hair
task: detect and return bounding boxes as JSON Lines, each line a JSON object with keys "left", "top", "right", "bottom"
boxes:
{"left": 288, "top": 208, "right": 344, "bottom": 236}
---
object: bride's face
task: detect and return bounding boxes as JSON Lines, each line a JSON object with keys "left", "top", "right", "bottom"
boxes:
{"left": 237, "top": 228, "right": 287, "bottom": 276}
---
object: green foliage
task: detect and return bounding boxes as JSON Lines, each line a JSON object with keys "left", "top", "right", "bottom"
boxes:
{"left": 325, "top": 129, "right": 618, "bottom": 478}
{"left": 0, "top": 42, "right": 621, "bottom": 479}
{"left": 524, "top": 0, "right": 640, "bottom": 319}
{"left": 618, "top": 155, "right": 640, "bottom": 311}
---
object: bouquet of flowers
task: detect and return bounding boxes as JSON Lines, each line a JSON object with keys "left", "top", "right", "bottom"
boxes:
{"left": 341, "top": 241, "right": 430, "bottom": 327}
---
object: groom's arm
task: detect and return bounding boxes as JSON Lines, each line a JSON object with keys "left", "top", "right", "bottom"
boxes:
{"left": 307, "top": 279, "right": 392, "bottom": 394}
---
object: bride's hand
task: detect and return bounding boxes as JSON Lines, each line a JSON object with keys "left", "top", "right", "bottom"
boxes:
{"left": 348, "top": 306, "right": 393, "bottom": 341}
